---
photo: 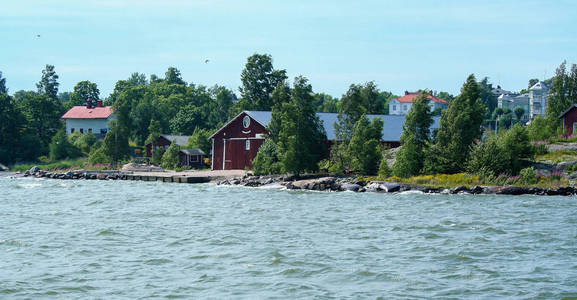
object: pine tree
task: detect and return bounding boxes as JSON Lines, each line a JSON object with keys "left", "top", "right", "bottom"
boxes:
{"left": 277, "top": 76, "right": 326, "bottom": 176}
{"left": 424, "top": 74, "right": 485, "bottom": 174}
{"left": 393, "top": 93, "right": 434, "bottom": 177}
{"left": 348, "top": 115, "right": 383, "bottom": 175}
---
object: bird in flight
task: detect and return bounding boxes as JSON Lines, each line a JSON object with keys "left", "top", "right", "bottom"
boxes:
{"left": 205, "top": 59, "right": 210, "bottom": 64}
{"left": 36, "top": 34, "right": 41, "bottom": 38}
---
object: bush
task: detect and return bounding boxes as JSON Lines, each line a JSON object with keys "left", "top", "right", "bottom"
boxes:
{"left": 89, "top": 147, "right": 111, "bottom": 165}
{"left": 253, "top": 139, "right": 282, "bottom": 175}
{"left": 528, "top": 115, "right": 554, "bottom": 141}
{"left": 49, "top": 129, "right": 81, "bottom": 161}
{"left": 520, "top": 167, "right": 538, "bottom": 184}
{"left": 161, "top": 141, "right": 180, "bottom": 169}
{"left": 467, "top": 135, "right": 508, "bottom": 177}
{"left": 533, "top": 142, "right": 548, "bottom": 155}
{"left": 378, "top": 157, "right": 392, "bottom": 178}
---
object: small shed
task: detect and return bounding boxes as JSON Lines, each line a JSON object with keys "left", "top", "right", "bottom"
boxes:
{"left": 179, "top": 149, "right": 205, "bottom": 168}
{"left": 559, "top": 104, "right": 577, "bottom": 136}
{"left": 145, "top": 135, "right": 191, "bottom": 157}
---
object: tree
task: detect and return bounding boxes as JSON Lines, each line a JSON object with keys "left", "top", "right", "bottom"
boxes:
{"left": 277, "top": 76, "right": 326, "bottom": 175}
{"left": 546, "top": 61, "right": 577, "bottom": 132}
{"left": 96, "top": 120, "right": 130, "bottom": 166}
{"left": 0, "top": 71, "right": 7, "bottom": 94}
{"left": 239, "top": 54, "right": 287, "bottom": 110}
{"left": 186, "top": 127, "right": 212, "bottom": 155}
{"left": 68, "top": 80, "right": 100, "bottom": 108}
{"left": 268, "top": 82, "right": 291, "bottom": 142}
{"left": 424, "top": 74, "right": 485, "bottom": 174}
{"left": 49, "top": 129, "right": 80, "bottom": 161}
{"left": 36, "top": 65, "right": 59, "bottom": 100}
{"left": 169, "top": 104, "right": 203, "bottom": 135}
{"left": 348, "top": 115, "right": 383, "bottom": 175}
{"left": 73, "top": 132, "right": 97, "bottom": 155}
{"left": 528, "top": 78, "right": 539, "bottom": 89}
{"left": 500, "top": 124, "right": 534, "bottom": 174}
{"left": 161, "top": 141, "right": 180, "bottom": 169}
{"left": 335, "top": 84, "right": 366, "bottom": 141}
{"left": 478, "top": 77, "right": 498, "bottom": 114}
{"left": 393, "top": 93, "right": 434, "bottom": 177}
{"left": 514, "top": 107, "right": 525, "bottom": 121}
{"left": 0, "top": 92, "right": 27, "bottom": 164}
{"left": 165, "top": 67, "right": 185, "bottom": 85}
{"left": 17, "top": 92, "right": 63, "bottom": 148}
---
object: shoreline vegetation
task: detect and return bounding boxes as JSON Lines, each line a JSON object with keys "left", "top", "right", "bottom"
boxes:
{"left": 2, "top": 58, "right": 577, "bottom": 192}
{"left": 8, "top": 166, "right": 576, "bottom": 196}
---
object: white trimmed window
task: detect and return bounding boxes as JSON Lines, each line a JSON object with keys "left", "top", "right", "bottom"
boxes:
{"left": 245, "top": 140, "right": 250, "bottom": 150}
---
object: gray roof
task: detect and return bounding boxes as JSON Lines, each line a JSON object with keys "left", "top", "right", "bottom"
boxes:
{"left": 530, "top": 81, "right": 549, "bottom": 91}
{"left": 180, "top": 148, "right": 205, "bottom": 156}
{"left": 245, "top": 111, "right": 441, "bottom": 142}
{"left": 161, "top": 135, "right": 191, "bottom": 146}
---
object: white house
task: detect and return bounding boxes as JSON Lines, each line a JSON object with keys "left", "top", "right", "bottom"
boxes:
{"left": 389, "top": 92, "right": 449, "bottom": 115}
{"left": 529, "top": 81, "right": 549, "bottom": 118}
{"left": 61, "top": 100, "right": 115, "bottom": 138}
{"left": 497, "top": 93, "right": 530, "bottom": 121}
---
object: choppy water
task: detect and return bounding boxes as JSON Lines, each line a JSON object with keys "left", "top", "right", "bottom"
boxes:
{"left": 1, "top": 177, "right": 576, "bottom": 299}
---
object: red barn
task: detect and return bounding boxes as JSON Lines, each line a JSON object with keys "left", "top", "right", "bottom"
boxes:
{"left": 559, "top": 104, "right": 577, "bottom": 136}
{"left": 211, "top": 111, "right": 442, "bottom": 170}
{"left": 210, "top": 111, "right": 268, "bottom": 170}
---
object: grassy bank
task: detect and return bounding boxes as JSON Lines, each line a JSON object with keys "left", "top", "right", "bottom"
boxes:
{"left": 357, "top": 172, "right": 572, "bottom": 189}
{"left": 11, "top": 158, "right": 114, "bottom": 172}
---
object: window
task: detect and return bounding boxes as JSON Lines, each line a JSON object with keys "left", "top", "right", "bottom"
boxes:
{"left": 245, "top": 140, "right": 250, "bottom": 150}
{"left": 71, "top": 128, "right": 75, "bottom": 133}
{"left": 80, "top": 128, "right": 84, "bottom": 134}
{"left": 191, "top": 155, "right": 199, "bottom": 162}
{"left": 403, "top": 105, "right": 407, "bottom": 111}
{"left": 393, "top": 105, "right": 396, "bottom": 111}
{"left": 243, "top": 116, "right": 251, "bottom": 128}
{"left": 100, "top": 129, "right": 107, "bottom": 135}
{"left": 88, "top": 128, "right": 92, "bottom": 133}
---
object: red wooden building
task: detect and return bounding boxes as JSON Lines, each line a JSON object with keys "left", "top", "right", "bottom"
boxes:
{"left": 559, "top": 104, "right": 577, "bottom": 136}
{"left": 210, "top": 111, "right": 267, "bottom": 170}
{"left": 211, "top": 111, "right": 442, "bottom": 171}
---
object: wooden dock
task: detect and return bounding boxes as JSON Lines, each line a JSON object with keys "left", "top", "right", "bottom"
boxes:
{"left": 124, "top": 174, "right": 211, "bottom": 183}
{"left": 123, "top": 170, "right": 246, "bottom": 184}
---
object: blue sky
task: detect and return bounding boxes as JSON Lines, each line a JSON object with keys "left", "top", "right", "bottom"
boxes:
{"left": 2, "top": 0, "right": 576, "bottom": 98}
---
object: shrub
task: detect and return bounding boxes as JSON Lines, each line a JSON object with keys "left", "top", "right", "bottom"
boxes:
{"left": 253, "top": 139, "right": 282, "bottom": 175}
{"left": 528, "top": 115, "right": 554, "bottom": 141}
{"left": 161, "top": 141, "right": 180, "bottom": 169}
{"left": 467, "top": 135, "right": 508, "bottom": 177}
{"left": 49, "top": 129, "right": 81, "bottom": 161}
{"left": 520, "top": 167, "right": 538, "bottom": 184}
{"left": 378, "top": 158, "right": 392, "bottom": 178}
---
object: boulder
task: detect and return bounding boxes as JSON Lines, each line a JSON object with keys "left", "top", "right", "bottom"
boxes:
{"left": 494, "top": 185, "right": 530, "bottom": 195}
{"left": 0, "top": 163, "right": 8, "bottom": 171}
{"left": 451, "top": 186, "right": 471, "bottom": 194}
{"left": 342, "top": 183, "right": 361, "bottom": 192}
{"left": 96, "top": 173, "right": 107, "bottom": 180}
{"left": 29, "top": 166, "right": 40, "bottom": 174}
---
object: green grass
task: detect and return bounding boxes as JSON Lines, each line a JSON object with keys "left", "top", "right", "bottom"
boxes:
{"left": 11, "top": 158, "right": 88, "bottom": 172}
{"left": 357, "top": 172, "right": 571, "bottom": 189}
{"left": 535, "top": 150, "right": 577, "bottom": 164}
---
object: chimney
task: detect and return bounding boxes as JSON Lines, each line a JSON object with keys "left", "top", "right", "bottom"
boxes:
{"left": 404, "top": 91, "right": 409, "bottom": 95}
{"left": 97, "top": 100, "right": 103, "bottom": 107}
{"left": 86, "top": 99, "right": 92, "bottom": 108}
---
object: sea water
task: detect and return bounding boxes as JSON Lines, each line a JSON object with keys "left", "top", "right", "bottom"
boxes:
{"left": 1, "top": 177, "right": 576, "bottom": 298}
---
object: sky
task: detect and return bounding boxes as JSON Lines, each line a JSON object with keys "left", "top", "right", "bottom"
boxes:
{"left": 2, "top": 0, "right": 577, "bottom": 99}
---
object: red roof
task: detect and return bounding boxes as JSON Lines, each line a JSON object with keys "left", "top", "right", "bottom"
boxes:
{"left": 61, "top": 106, "right": 114, "bottom": 119}
{"left": 395, "top": 92, "right": 448, "bottom": 104}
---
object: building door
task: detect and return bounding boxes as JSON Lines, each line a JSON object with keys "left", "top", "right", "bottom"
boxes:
{"left": 224, "top": 139, "right": 247, "bottom": 170}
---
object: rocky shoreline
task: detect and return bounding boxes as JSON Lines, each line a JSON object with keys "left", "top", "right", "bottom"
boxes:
{"left": 12, "top": 167, "right": 577, "bottom": 196}
{"left": 218, "top": 174, "right": 577, "bottom": 196}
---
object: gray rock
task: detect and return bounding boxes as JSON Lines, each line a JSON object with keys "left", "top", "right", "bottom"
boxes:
{"left": 342, "top": 183, "right": 361, "bottom": 192}
{"left": 0, "top": 163, "right": 9, "bottom": 171}
{"left": 494, "top": 185, "right": 530, "bottom": 195}
{"left": 451, "top": 186, "right": 471, "bottom": 194}
{"left": 29, "top": 166, "right": 40, "bottom": 174}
